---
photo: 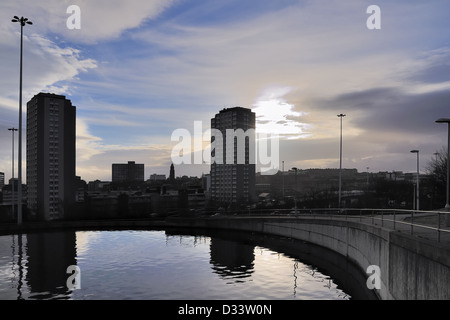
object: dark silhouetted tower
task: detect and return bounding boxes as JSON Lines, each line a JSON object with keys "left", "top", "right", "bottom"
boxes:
{"left": 27, "top": 93, "right": 76, "bottom": 221}
{"left": 210, "top": 107, "right": 256, "bottom": 205}
{"left": 170, "top": 163, "right": 175, "bottom": 181}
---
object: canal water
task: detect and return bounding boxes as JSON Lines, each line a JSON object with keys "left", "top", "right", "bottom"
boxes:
{"left": 0, "top": 228, "right": 375, "bottom": 300}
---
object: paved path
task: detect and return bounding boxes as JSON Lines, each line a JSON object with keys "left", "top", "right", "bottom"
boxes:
{"left": 296, "top": 212, "right": 450, "bottom": 245}
{"left": 363, "top": 212, "right": 450, "bottom": 245}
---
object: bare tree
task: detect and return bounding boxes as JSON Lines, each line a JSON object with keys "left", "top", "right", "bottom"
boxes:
{"left": 426, "top": 146, "right": 448, "bottom": 208}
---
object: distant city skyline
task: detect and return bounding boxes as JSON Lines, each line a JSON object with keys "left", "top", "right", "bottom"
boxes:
{"left": 1, "top": 1, "right": 450, "bottom": 183}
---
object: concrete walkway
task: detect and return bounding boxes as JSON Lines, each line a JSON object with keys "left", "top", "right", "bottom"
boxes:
{"left": 290, "top": 211, "right": 450, "bottom": 245}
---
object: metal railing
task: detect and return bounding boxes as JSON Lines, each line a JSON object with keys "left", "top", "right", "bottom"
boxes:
{"left": 222, "top": 207, "right": 450, "bottom": 243}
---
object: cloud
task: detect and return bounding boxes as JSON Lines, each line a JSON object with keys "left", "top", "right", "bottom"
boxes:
{"left": 76, "top": 117, "right": 176, "bottom": 180}
{"left": 62, "top": 0, "right": 176, "bottom": 43}
{"left": 2, "top": 0, "right": 179, "bottom": 44}
{"left": 0, "top": 31, "right": 97, "bottom": 104}
{"left": 76, "top": 142, "right": 174, "bottom": 181}
{"left": 24, "top": 34, "right": 97, "bottom": 96}
{"left": 291, "top": 42, "right": 450, "bottom": 173}
{"left": 401, "top": 48, "right": 450, "bottom": 85}
{"left": 76, "top": 118, "right": 104, "bottom": 161}
{"left": 123, "top": 0, "right": 449, "bottom": 132}
{"left": 307, "top": 45, "right": 450, "bottom": 139}
{"left": 251, "top": 86, "right": 311, "bottom": 139}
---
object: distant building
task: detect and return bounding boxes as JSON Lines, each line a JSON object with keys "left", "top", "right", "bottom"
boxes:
{"left": 150, "top": 174, "right": 166, "bottom": 181}
{"left": 27, "top": 93, "right": 76, "bottom": 221}
{"left": 210, "top": 107, "right": 256, "bottom": 205}
{"left": 88, "top": 180, "right": 111, "bottom": 192}
{"left": 2, "top": 178, "right": 27, "bottom": 206}
{"left": 169, "top": 163, "right": 175, "bottom": 181}
{"left": 0, "top": 172, "right": 4, "bottom": 190}
{"left": 202, "top": 173, "right": 211, "bottom": 192}
{"left": 112, "top": 161, "right": 144, "bottom": 183}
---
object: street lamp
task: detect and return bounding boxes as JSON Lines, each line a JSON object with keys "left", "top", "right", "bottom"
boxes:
{"left": 410, "top": 150, "right": 420, "bottom": 211}
{"left": 292, "top": 167, "right": 298, "bottom": 214}
{"left": 11, "top": 16, "right": 32, "bottom": 225}
{"left": 366, "top": 167, "right": 370, "bottom": 193}
{"left": 282, "top": 161, "right": 285, "bottom": 199}
{"left": 435, "top": 118, "right": 450, "bottom": 210}
{"left": 8, "top": 128, "right": 18, "bottom": 218}
{"left": 337, "top": 114, "right": 346, "bottom": 209}
{"left": 434, "top": 152, "right": 439, "bottom": 163}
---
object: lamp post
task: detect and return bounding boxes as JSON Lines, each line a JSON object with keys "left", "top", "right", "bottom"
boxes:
{"left": 366, "top": 167, "right": 370, "bottom": 193}
{"left": 410, "top": 150, "right": 420, "bottom": 211}
{"left": 8, "top": 128, "right": 18, "bottom": 218}
{"left": 337, "top": 114, "right": 346, "bottom": 209}
{"left": 11, "top": 16, "right": 32, "bottom": 225}
{"left": 435, "top": 118, "right": 450, "bottom": 210}
{"left": 433, "top": 152, "right": 440, "bottom": 210}
{"left": 433, "top": 152, "right": 439, "bottom": 163}
{"left": 282, "top": 161, "right": 285, "bottom": 199}
{"left": 292, "top": 167, "right": 298, "bottom": 214}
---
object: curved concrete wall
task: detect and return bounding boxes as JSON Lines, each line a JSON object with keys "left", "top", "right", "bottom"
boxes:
{"left": 169, "top": 216, "right": 450, "bottom": 300}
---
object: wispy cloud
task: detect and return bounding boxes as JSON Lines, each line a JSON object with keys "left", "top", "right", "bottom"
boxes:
{"left": 3, "top": 0, "right": 179, "bottom": 43}
{"left": 76, "top": 117, "right": 175, "bottom": 180}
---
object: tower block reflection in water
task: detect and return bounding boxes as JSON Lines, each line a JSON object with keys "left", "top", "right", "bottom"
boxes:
{"left": 26, "top": 232, "right": 77, "bottom": 297}
{"left": 210, "top": 237, "right": 255, "bottom": 282}
{"left": 27, "top": 93, "right": 76, "bottom": 221}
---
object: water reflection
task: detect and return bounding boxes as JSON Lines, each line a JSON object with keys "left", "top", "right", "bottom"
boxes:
{"left": 10, "top": 234, "right": 25, "bottom": 300}
{"left": 293, "top": 260, "right": 298, "bottom": 297}
{"left": 210, "top": 238, "right": 254, "bottom": 283}
{"left": 0, "top": 228, "right": 375, "bottom": 300}
{"left": 26, "top": 232, "right": 77, "bottom": 299}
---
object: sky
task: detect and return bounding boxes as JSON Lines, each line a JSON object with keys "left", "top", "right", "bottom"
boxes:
{"left": 0, "top": 0, "right": 450, "bottom": 182}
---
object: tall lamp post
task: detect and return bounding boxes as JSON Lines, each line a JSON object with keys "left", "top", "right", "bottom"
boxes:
{"left": 337, "top": 114, "right": 346, "bottom": 209}
{"left": 433, "top": 152, "right": 439, "bottom": 163}
{"left": 8, "top": 128, "right": 18, "bottom": 218}
{"left": 435, "top": 118, "right": 450, "bottom": 210}
{"left": 11, "top": 16, "right": 32, "bottom": 225}
{"left": 366, "top": 167, "right": 370, "bottom": 193}
{"left": 292, "top": 167, "right": 298, "bottom": 214}
{"left": 410, "top": 150, "right": 420, "bottom": 211}
{"left": 282, "top": 161, "right": 285, "bottom": 200}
